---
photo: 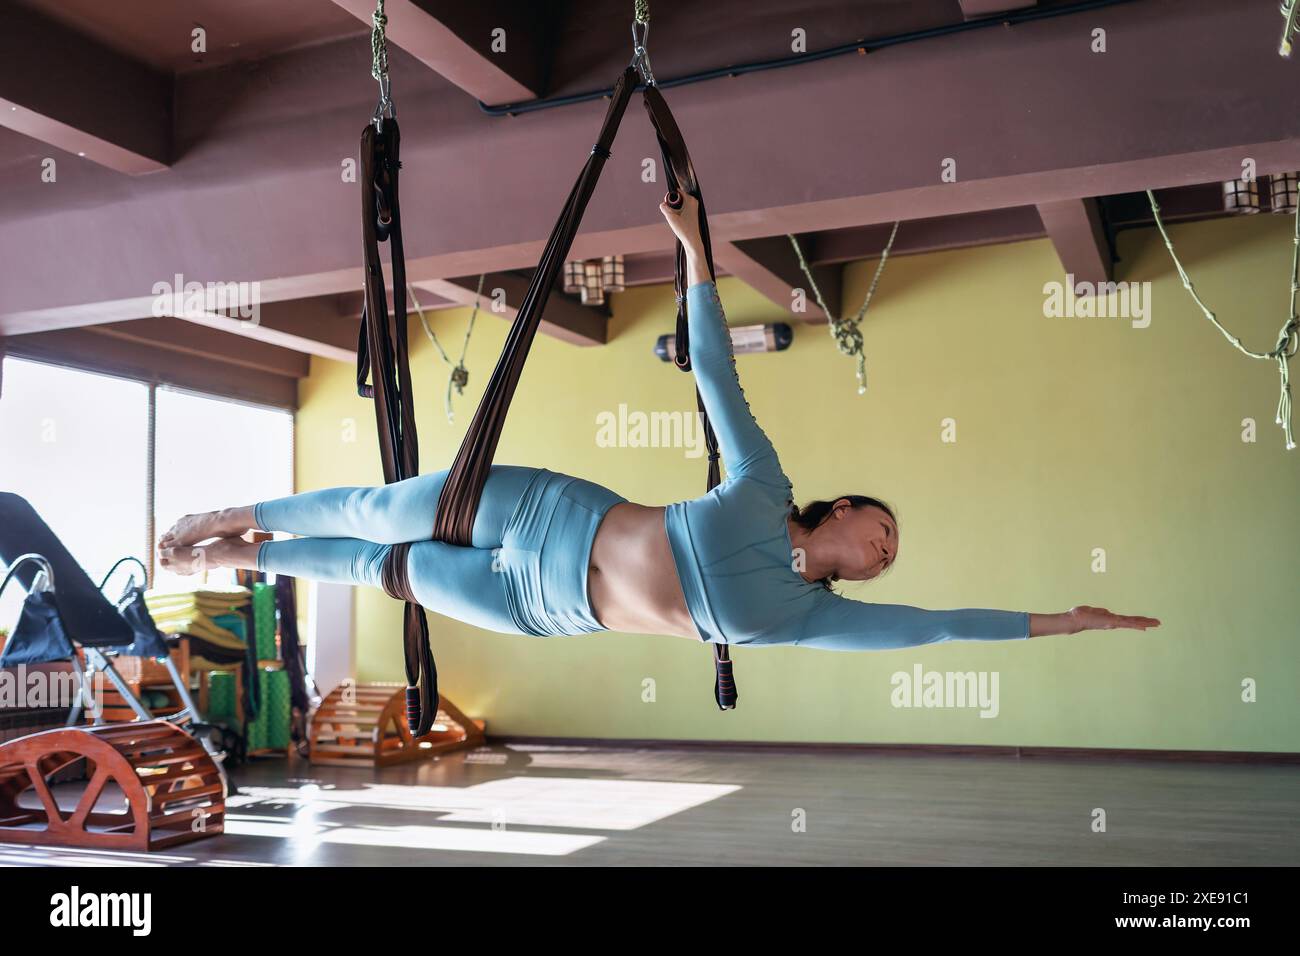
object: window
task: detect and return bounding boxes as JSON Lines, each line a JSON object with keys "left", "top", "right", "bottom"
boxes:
{"left": 0, "top": 357, "right": 292, "bottom": 631}
{"left": 0, "top": 359, "right": 148, "bottom": 627}
{"left": 152, "top": 388, "right": 293, "bottom": 592}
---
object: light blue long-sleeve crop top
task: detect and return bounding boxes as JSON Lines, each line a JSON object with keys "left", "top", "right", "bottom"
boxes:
{"left": 662, "top": 280, "right": 1030, "bottom": 650}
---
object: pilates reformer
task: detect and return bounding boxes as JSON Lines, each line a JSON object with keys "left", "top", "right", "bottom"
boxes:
{"left": 0, "top": 492, "right": 227, "bottom": 850}
{"left": 0, "top": 494, "right": 213, "bottom": 732}
{"left": 357, "top": 1, "right": 736, "bottom": 737}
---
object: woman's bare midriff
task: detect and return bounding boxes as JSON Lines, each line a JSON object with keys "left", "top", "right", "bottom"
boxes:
{"left": 587, "top": 502, "right": 703, "bottom": 640}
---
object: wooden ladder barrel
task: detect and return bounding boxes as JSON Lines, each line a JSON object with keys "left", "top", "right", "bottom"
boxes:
{"left": 307, "top": 682, "right": 485, "bottom": 768}
{"left": 0, "top": 721, "right": 225, "bottom": 851}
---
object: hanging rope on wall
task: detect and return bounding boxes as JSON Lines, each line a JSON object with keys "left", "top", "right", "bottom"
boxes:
{"left": 1146, "top": 189, "right": 1299, "bottom": 450}
{"left": 408, "top": 275, "right": 483, "bottom": 423}
{"left": 788, "top": 222, "right": 900, "bottom": 395}
{"left": 1280, "top": 0, "right": 1299, "bottom": 57}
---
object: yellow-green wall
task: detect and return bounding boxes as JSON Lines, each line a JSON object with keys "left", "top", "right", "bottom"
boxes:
{"left": 295, "top": 214, "right": 1299, "bottom": 751}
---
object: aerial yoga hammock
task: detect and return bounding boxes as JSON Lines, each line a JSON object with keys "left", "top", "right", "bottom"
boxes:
{"left": 157, "top": 1, "right": 1163, "bottom": 725}
{"left": 356, "top": 0, "right": 732, "bottom": 733}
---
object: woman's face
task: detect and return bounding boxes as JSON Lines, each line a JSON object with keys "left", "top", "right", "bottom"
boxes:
{"left": 827, "top": 501, "right": 898, "bottom": 582}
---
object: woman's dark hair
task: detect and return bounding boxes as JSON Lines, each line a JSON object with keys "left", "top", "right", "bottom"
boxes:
{"left": 788, "top": 494, "right": 898, "bottom": 591}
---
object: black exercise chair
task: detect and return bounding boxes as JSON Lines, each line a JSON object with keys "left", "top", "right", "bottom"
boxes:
{"left": 0, "top": 492, "right": 226, "bottom": 773}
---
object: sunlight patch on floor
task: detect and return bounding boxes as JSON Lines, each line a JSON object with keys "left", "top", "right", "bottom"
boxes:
{"left": 223, "top": 817, "right": 604, "bottom": 856}
{"left": 228, "top": 775, "right": 738, "bottom": 831}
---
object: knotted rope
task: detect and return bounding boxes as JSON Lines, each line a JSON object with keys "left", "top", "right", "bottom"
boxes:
{"left": 1147, "top": 189, "right": 1299, "bottom": 450}
{"left": 408, "top": 275, "right": 484, "bottom": 423}
{"left": 788, "top": 222, "right": 900, "bottom": 394}
{"left": 371, "top": 0, "right": 388, "bottom": 82}
{"left": 370, "top": 0, "right": 393, "bottom": 125}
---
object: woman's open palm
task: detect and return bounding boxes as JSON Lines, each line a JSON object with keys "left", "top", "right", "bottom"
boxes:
{"left": 1069, "top": 605, "right": 1161, "bottom": 633}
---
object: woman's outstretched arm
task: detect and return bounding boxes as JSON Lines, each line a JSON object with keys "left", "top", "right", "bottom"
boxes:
{"left": 659, "top": 193, "right": 791, "bottom": 493}
{"left": 784, "top": 593, "right": 1160, "bottom": 650}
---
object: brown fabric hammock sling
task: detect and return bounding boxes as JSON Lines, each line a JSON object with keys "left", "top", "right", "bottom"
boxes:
{"left": 357, "top": 63, "right": 737, "bottom": 738}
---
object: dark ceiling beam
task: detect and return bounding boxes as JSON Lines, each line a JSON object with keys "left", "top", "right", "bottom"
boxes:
{"left": 621, "top": 252, "right": 683, "bottom": 287}
{"left": 328, "top": 0, "right": 542, "bottom": 103}
{"left": 84, "top": 318, "right": 311, "bottom": 379}
{"left": 335, "top": 289, "right": 458, "bottom": 317}
{"left": 1036, "top": 197, "right": 1113, "bottom": 286}
{"left": 957, "top": 0, "right": 1038, "bottom": 20}
{"left": 339, "top": 274, "right": 608, "bottom": 348}
{"left": 810, "top": 206, "right": 1046, "bottom": 265}
{"left": 170, "top": 298, "right": 360, "bottom": 364}
{"left": 3, "top": 329, "right": 298, "bottom": 409}
{"left": 1, "top": 0, "right": 1298, "bottom": 337}
{"left": 618, "top": 207, "right": 1047, "bottom": 288}
{"left": 1102, "top": 183, "right": 1228, "bottom": 230}
{"left": 621, "top": 251, "right": 737, "bottom": 287}
{"left": 623, "top": 208, "right": 1046, "bottom": 302}
{"left": 413, "top": 273, "right": 609, "bottom": 347}
{"left": 719, "top": 238, "right": 840, "bottom": 322}
{"left": 8, "top": 293, "right": 370, "bottom": 362}
{"left": 0, "top": 3, "right": 170, "bottom": 174}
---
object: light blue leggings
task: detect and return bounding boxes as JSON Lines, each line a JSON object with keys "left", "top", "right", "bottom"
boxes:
{"left": 253, "top": 466, "right": 626, "bottom": 637}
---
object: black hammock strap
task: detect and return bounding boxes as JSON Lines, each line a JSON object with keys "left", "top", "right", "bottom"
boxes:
{"left": 358, "top": 66, "right": 737, "bottom": 735}
{"left": 358, "top": 117, "right": 437, "bottom": 735}
{"left": 430, "top": 65, "right": 640, "bottom": 546}
{"left": 642, "top": 83, "right": 734, "bottom": 710}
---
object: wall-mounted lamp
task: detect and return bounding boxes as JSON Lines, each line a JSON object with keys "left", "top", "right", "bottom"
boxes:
{"left": 655, "top": 322, "right": 793, "bottom": 362}
{"left": 564, "top": 255, "right": 624, "bottom": 306}
{"left": 1269, "top": 171, "right": 1299, "bottom": 214}
{"left": 600, "top": 255, "right": 625, "bottom": 293}
{"left": 1223, "top": 177, "right": 1262, "bottom": 214}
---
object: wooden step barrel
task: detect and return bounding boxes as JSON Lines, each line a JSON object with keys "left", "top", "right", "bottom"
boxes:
{"left": 0, "top": 721, "right": 225, "bottom": 851}
{"left": 308, "top": 682, "right": 485, "bottom": 768}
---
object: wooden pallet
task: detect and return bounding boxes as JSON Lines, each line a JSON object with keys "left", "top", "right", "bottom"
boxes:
{"left": 307, "top": 682, "right": 485, "bottom": 768}
{"left": 0, "top": 721, "right": 225, "bottom": 851}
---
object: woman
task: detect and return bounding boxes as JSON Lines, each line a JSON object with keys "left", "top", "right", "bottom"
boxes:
{"left": 159, "top": 194, "right": 1160, "bottom": 647}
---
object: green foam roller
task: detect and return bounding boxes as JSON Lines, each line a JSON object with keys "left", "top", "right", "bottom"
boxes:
{"left": 252, "top": 583, "right": 277, "bottom": 660}
{"left": 265, "top": 669, "right": 291, "bottom": 750}
{"left": 246, "top": 666, "right": 267, "bottom": 750}
{"left": 247, "top": 666, "right": 288, "bottom": 751}
{"left": 207, "top": 671, "right": 238, "bottom": 723}
{"left": 246, "top": 689, "right": 268, "bottom": 751}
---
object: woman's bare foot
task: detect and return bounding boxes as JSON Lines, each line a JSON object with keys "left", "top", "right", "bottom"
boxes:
{"left": 159, "top": 505, "right": 256, "bottom": 550}
{"left": 158, "top": 536, "right": 261, "bottom": 576}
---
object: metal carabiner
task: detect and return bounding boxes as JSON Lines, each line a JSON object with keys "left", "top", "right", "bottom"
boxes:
{"left": 630, "top": 19, "right": 656, "bottom": 85}
{"left": 372, "top": 72, "right": 395, "bottom": 131}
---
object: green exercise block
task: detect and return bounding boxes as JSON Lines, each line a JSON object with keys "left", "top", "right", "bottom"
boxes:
{"left": 207, "top": 671, "right": 238, "bottom": 724}
{"left": 252, "top": 583, "right": 277, "bottom": 660}
{"left": 247, "top": 666, "right": 289, "bottom": 752}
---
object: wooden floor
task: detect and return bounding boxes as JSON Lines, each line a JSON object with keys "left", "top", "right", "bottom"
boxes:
{"left": 1, "top": 743, "right": 1297, "bottom": 866}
